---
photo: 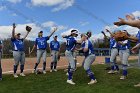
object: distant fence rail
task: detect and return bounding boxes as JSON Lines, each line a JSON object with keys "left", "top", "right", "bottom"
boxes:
{"left": 1, "top": 48, "right": 138, "bottom": 58}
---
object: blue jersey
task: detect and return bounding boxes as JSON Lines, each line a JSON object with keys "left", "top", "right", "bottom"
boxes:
{"left": 35, "top": 37, "right": 49, "bottom": 49}
{"left": 0, "top": 40, "right": 2, "bottom": 52}
{"left": 50, "top": 40, "right": 60, "bottom": 51}
{"left": 11, "top": 38, "right": 24, "bottom": 51}
{"left": 110, "top": 37, "right": 118, "bottom": 49}
{"left": 118, "top": 40, "right": 130, "bottom": 50}
{"left": 82, "top": 40, "right": 94, "bottom": 57}
{"left": 64, "top": 36, "right": 77, "bottom": 51}
{"left": 136, "top": 30, "right": 140, "bottom": 43}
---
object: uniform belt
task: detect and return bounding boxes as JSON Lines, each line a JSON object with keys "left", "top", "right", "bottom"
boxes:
{"left": 13, "top": 50, "right": 23, "bottom": 51}
{"left": 66, "top": 50, "right": 74, "bottom": 52}
{"left": 38, "top": 48, "right": 46, "bottom": 50}
{"left": 112, "top": 47, "right": 117, "bottom": 49}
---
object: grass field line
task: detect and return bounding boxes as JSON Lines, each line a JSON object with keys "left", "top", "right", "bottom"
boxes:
{"left": 2, "top": 65, "right": 69, "bottom": 74}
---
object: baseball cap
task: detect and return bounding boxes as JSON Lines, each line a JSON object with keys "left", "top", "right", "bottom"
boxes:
{"left": 16, "top": 33, "right": 21, "bottom": 36}
{"left": 53, "top": 35, "right": 58, "bottom": 38}
{"left": 39, "top": 31, "right": 43, "bottom": 33}
{"left": 71, "top": 30, "right": 78, "bottom": 34}
{"left": 86, "top": 31, "right": 92, "bottom": 37}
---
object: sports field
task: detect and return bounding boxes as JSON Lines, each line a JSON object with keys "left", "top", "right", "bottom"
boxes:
{"left": 0, "top": 64, "right": 140, "bottom": 93}
{"left": 0, "top": 56, "right": 140, "bottom": 93}
{"left": 1, "top": 56, "right": 138, "bottom": 74}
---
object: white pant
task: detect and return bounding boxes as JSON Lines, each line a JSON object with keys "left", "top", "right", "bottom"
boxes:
{"left": 119, "top": 49, "right": 130, "bottom": 65}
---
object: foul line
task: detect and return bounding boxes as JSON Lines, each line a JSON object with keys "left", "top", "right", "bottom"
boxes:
{"left": 2, "top": 65, "right": 68, "bottom": 74}
{"left": 2, "top": 63, "right": 81, "bottom": 74}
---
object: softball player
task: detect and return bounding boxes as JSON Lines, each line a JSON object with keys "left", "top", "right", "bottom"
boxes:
{"left": 11, "top": 23, "right": 30, "bottom": 78}
{"left": 0, "top": 40, "right": 3, "bottom": 80}
{"left": 62, "top": 30, "right": 79, "bottom": 85}
{"left": 30, "top": 28, "right": 57, "bottom": 74}
{"left": 118, "top": 40, "right": 130, "bottom": 80}
{"left": 106, "top": 30, "right": 119, "bottom": 74}
{"left": 81, "top": 33, "right": 97, "bottom": 85}
{"left": 86, "top": 31, "right": 94, "bottom": 46}
{"left": 50, "top": 35, "right": 60, "bottom": 72}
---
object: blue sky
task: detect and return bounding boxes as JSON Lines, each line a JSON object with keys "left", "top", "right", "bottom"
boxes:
{"left": 0, "top": 0, "right": 140, "bottom": 41}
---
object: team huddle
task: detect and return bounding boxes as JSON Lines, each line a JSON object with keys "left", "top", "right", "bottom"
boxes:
{"left": 0, "top": 13, "right": 140, "bottom": 87}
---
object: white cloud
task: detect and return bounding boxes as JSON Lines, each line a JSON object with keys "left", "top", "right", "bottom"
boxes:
{"left": 7, "top": 0, "right": 22, "bottom": 4}
{"left": 0, "top": 6, "right": 6, "bottom": 11}
{"left": 0, "top": 21, "right": 67, "bottom": 40}
{"left": 0, "top": 23, "right": 41, "bottom": 40}
{"left": 79, "top": 21, "right": 89, "bottom": 26}
{"left": 11, "top": 13, "right": 18, "bottom": 16}
{"left": 91, "top": 33, "right": 104, "bottom": 41}
{"left": 31, "top": 0, "right": 75, "bottom": 12}
{"left": 42, "top": 21, "right": 67, "bottom": 31}
{"left": 52, "top": 0, "right": 74, "bottom": 12}
{"left": 31, "top": 0, "right": 64, "bottom": 6}
{"left": 132, "top": 11, "right": 140, "bottom": 18}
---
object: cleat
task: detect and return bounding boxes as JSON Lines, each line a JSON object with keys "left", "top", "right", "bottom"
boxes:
{"left": 88, "top": 79, "right": 97, "bottom": 85}
{"left": 120, "top": 76, "right": 126, "bottom": 80}
{"left": 67, "top": 80, "right": 75, "bottom": 85}
{"left": 43, "top": 71, "right": 46, "bottom": 74}
{"left": 32, "top": 69, "right": 37, "bottom": 74}
{"left": 53, "top": 69, "right": 57, "bottom": 72}
{"left": 134, "top": 83, "right": 140, "bottom": 87}
{"left": 108, "top": 70, "right": 115, "bottom": 74}
{"left": 66, "top": 72, "right": 69, "bottom": 76}
{"left": 0, "top": 78, "right": 2, "bottom": 81}
{"left": 20, "top": 73, "right": 26, "bottom": 77}
{"left": 50, "top": 70, "right": 53, "bottom": 73}
{"left": 114, "top": 70, "right": 119, "bottom": 74}
{"left": 13, "top": 74, "right": 18, "bottom": 78}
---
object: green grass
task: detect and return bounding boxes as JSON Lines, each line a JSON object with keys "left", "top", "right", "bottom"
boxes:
{"left": 0, "top": 64, "right": 140, "bottom": 93}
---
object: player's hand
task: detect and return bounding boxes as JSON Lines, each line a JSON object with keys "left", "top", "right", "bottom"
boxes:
{"left": 114, "top": 18, "right": 126, "bottom": 26}
{"left": 13, "top": 23, "right": 16, "bottom": 28}
{"left": 106, "top": 29, "right": 110, "bottom": 32}
{"left": 117, "top": 41, "right": 123, "bottom": 44}
{"left": 53, "top": 27, "right": 58, "bottom": 32}
{"left": 101, "top": 31, "right": 105, "bottom": 34}
{"left": 131, "top": 47, "right": 138, "bottom": 53}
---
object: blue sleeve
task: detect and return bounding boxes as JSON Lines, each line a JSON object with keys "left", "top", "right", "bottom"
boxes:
{"left": 58, "top": 42, "right": 60, "bottom": 49}
{"left": 35, "top": 39, "right": 37, "bottom": 46}
{"left": 21, "top": 39, "right": 24, "bottom": 42}
{"left": 11, "top": 38, "right": 16, "bottom": 42}
{"left": 74, "top": 39, "right": 77, "bottom": 44}
{"left": 50, "top": 41, "right": 52, "bottom": 49}
{"left": 0, "top": 40, "right": 2, "bottom": 44}
{"left": 45, "top": 36, "right": 50, "bottom": 41}
{"left": 63, "top": 36, "right": 69, "bottom": 38}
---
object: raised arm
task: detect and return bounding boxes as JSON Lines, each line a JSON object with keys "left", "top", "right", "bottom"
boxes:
{"left": 101, "top": 31, "right": 109, "bottom": 39}
{"left": 128, "top": 36, "right": 138, "bottom": 42}
{"left": 12, "top": 23, "right": 16, "bottom": 38}
{"left": 114, "top": 18, "right": 140, "bottom": 29}
{"left": 48, "top": 27, "right": 57, "bottom": 38}
{"left": 30, "top": 45, "right": 36, "bottom": 55}
{"left": 23, "top": 31, "right": 30, "bottom": 40}
{"left": 106, "top": 29, "right": 114, "bottom": 37}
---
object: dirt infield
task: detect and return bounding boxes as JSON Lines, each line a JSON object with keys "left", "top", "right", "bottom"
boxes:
{"left": 1, "top": 56, "right": 138, "bottom": 74}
